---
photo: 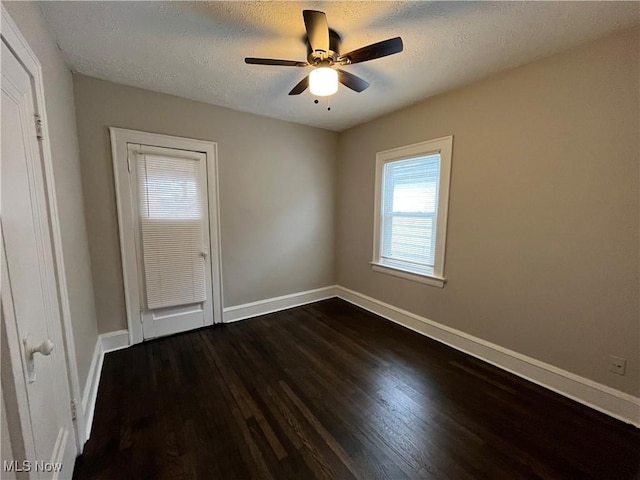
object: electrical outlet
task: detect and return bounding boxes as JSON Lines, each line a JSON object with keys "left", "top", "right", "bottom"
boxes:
{"left": 609, "top": 356, "right": 626, "bottom": 375}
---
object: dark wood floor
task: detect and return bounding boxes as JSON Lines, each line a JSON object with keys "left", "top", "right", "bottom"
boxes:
{"left": 74, "top": 298, "right": 639, "bottom": 479}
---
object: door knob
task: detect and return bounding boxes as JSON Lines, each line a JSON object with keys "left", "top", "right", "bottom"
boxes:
{"left": 27, "top": 339, "right": 54, "bottom": 358}
{"left": 200, "top": 250, "right": 208, "bottom": 259}
{"left": 22, "top": 335, "right": 54, "bottom": 383}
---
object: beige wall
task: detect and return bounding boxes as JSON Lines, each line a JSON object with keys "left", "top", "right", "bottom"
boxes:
{"left": 336, "top": 27, "right": 640, "bottom": 396}
{"left": 4, "top": 2, "right": 99, "bottom": 394}
{"left": 72, "top": 75, "right": 338, "bottom": 333}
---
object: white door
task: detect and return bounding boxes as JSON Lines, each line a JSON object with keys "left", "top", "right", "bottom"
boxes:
{"left": 128, "top": 145, "right": 214, "bottom": 340}
{"left": 2, "top": 39, "right": 77, "bottom": 478}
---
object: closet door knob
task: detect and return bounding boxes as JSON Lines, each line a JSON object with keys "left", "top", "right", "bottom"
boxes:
{"left": 22, "top": 335, "right": 55, "bottom": 383}
{"left": 28, "top": 339, "right": 54, "bottom": 357}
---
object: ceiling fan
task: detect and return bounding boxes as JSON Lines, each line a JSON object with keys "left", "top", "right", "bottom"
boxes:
{"left": 245, "top": 10, "right": 403, "bottom": 97}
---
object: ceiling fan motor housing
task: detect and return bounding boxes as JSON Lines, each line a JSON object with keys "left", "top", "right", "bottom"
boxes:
{"left": 307, "top": 29, "right": 342, "bottom": 66}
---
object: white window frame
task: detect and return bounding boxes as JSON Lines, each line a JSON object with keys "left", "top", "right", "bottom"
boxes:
{"left": 372, "top": 135, "right": 453, "bottom": 288}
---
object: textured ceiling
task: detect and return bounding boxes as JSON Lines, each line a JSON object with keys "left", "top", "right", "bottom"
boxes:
{"left": 39, "top": 1, "right": 639, "bottom": 132}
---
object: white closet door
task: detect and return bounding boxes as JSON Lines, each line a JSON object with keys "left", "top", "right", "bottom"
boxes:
{"left": 2, "top": 39, "right": 77, "bottom": 477}
{"left": 130, "top": 144, "right": 214, "bottom": 339}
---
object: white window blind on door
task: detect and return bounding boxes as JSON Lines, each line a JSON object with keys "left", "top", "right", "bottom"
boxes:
{"left": 381, "top": 154, "right": 440, "bottom": 275}
{"left": 137, "top": 153, "right": 207, "bottom": 310}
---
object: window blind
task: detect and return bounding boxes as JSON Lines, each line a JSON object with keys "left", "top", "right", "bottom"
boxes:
{"left": 381, "top": 154, "right": 440, "bottom": 275}
{"left": 137, "top": 153, "right": 207, "bottom": 310}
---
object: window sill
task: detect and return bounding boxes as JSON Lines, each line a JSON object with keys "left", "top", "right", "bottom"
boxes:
{"left": 370, "top": 262, "right": 446, "bottom": 288}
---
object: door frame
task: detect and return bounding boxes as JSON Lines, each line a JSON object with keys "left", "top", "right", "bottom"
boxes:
{"left": 110, "top": 128, "right": 224, "bottom": 345}
{"left": 1, "top": 5, "right": 85, "bottom": 450}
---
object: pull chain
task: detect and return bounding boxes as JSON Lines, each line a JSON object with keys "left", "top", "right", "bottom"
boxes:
{"left": 312, "top": 97, "right": 331, "bottom": 111}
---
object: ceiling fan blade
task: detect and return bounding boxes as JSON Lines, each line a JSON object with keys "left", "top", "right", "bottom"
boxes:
{"left": 289, "top": 75, "right": 309, "bottom": 95}
{"left": 245, "top": 58, "right": 308, "bottom": 67}
{"left": 303, "top": 10, "right": 330, "bottom": 53}
{"left": 339, "top": 37, "right": 403, "bottom": 65}
{"left": 337, "top": 69, "right": 370, "bottom": 93}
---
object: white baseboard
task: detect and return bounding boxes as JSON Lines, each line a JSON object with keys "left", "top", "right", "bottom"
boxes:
{"left": 100, "top": 329, "right": 130, "bottom": 353}
{"left": 335, "top": 286, "right": 640, "bottom": 428}
{"left": 81, "top": 338, "right": 101, "bottom": 441}
{"left": 79, "top": 287, "right": 639, "bottom": 429}
{"left": 222, "top": 286, "right": 338, "bottom": 323}
{"left": 81, "top": 330, "right": 129, "bottom": 441}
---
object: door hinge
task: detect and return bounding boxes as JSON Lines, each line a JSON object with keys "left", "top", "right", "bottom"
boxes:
{"left": 34, "top": 114, "right": 44, "bottom": 141}
{"left": 140, "top": 310, "right": 143, "bottom": 323}
{"left": 70, "top": 399, "right": 78, "bottom": 421}
{"left": 127, "top": 155, "right": 132, "bottom": 173}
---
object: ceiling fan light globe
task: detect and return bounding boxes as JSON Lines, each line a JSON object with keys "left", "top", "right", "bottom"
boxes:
{"left": 309, "top": 67, "right": 338, "bottom": 96}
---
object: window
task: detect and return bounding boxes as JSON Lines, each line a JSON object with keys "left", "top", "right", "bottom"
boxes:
{"left": 372, "top": 136, "right": 453, "bottom": 287}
